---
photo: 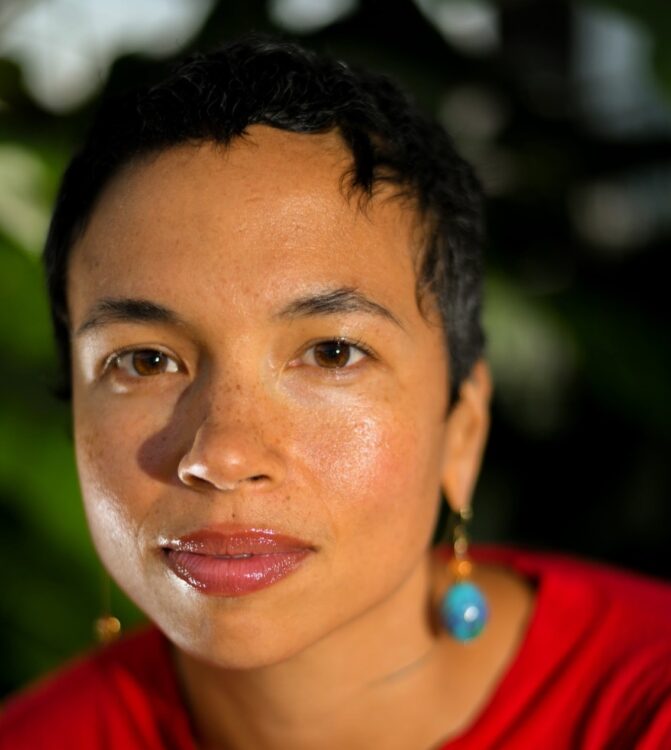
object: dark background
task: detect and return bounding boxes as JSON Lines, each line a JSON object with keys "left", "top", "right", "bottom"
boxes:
{"left": 1, "top": 0, "right": 669, "bottom": 698}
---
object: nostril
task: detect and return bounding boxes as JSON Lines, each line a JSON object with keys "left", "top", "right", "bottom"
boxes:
{"left": 179, "top": 472, "right": 211, "bottom": 489}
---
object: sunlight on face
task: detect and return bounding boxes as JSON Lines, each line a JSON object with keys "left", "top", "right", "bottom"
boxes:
{"left": 67, "top": 126, "right": 453, "bottom": 668}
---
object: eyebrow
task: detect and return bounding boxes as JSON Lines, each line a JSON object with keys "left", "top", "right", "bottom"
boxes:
{"left": 74, "top": 298, "right": 184, "bottom": 337}
{"left": 275, "top": 287, "right": 405, "bottom": 329}
{"left": 74, "top": 287, "right": 405, "bottom": 337}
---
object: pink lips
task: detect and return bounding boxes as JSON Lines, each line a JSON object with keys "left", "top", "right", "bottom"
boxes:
{"left": 162, "top": 527, "right": 314, "bottom": 596}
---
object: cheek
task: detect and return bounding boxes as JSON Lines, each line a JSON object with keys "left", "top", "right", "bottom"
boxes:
{"left": 311, "top": 415, "right": 391, "bottom": 494}
{"left": 288, "top": 397, "right": 443, "bottom": 542}
{"left": 277, "top": 397, "right": 444, "bottom": 630}
{"left": 74, "top": 390, "right": 164, "bottom": 496}
{"left": 73, "top": 402, "right": 153, "bottom": 578}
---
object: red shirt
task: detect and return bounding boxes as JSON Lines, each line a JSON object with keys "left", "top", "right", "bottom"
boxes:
{"left": 2, "top": 545, "right": 670, "bottom": 749}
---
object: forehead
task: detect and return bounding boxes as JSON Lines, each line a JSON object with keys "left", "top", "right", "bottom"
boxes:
{"left": 67, "top": 126, "right": 430, "bottom": 328}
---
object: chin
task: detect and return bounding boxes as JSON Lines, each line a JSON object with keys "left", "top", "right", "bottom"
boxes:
{"left": 160, "top": 609, "right": 320, "bottom": 671}
{"left": 179, "top": 635, "right": 308, "bottom": 671}
{"left": 133, "top": 581, "right": 324, "bottom": 671}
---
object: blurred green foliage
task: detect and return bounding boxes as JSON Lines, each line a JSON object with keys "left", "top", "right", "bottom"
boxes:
{"left": 1, "top": 0, "right": 670, "bottom": 698}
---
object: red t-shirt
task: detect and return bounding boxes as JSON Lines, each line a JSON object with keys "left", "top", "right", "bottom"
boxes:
{"left": 2, "top": 545, "right": 670, "bottom": 749}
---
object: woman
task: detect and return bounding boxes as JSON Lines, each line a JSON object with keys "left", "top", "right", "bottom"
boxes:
{"left": 1, "top": 35, "right": 670, "bottom": 749}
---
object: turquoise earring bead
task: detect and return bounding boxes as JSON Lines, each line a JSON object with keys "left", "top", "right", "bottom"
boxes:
{"left": 440, "top": 580, "right": 489, "bottom": 641}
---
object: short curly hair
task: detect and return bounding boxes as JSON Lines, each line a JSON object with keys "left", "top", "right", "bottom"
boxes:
{"left": 44, "top": 33, "right": 486, "bottom": 407}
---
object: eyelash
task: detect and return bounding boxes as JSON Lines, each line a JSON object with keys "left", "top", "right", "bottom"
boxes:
{"left": 102, "top": 347, "right": 181, "bottom": 379}
{"left": 297, "top": 338, "right": 375, "bottom": 373}
{"left": 102, "top": 338, "right": 375, "bottom": 379}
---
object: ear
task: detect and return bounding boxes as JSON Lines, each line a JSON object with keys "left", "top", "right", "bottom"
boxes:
{"left": 440, "top": 358, "right": 493, "bottom": 514}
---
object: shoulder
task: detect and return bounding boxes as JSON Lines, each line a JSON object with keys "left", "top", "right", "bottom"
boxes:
{"left": 470, "top": 543, "right": 671, "bottom": 634}
{"left": 537, "top": 550, "right": 671, "bottom": 747}
{"left": 0, "top": 626, "right": 193, "bottom": 750}
{"left": 459, "top": 545, "right": 671, "bottom": 747}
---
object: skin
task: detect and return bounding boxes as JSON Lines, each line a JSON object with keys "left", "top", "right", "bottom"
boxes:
{"left": 67, "top": 126, "right": 535, "bottom": 749}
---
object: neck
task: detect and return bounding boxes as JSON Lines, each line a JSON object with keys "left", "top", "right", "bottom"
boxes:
{"left": 172, "top": 553, "right": 454, "bottom": 750}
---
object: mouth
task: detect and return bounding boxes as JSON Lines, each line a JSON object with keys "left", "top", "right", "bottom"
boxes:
{"left": 160, "top": 527, "right": 315, "bottom": 596}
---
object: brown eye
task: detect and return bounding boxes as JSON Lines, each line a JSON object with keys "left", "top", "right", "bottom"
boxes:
{"left": 308, "top": 340, "right": 366, "bottom": 369}
{"left": 114, "top": 349, "right": 179, "bottom": 377}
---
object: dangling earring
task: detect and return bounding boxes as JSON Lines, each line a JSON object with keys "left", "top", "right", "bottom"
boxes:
{"left": 94, "top": 568, "right": 121, "bottom": 645}
{"left": 439, "top": 505, "right": 489, "bottom": 641}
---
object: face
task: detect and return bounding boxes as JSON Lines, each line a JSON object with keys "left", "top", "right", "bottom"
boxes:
{"left": 68, "top": 127, "right": 476, "bottom": 668}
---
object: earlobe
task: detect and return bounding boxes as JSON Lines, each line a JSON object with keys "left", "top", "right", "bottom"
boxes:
{"left": 440, "top": 358, "right": 493, "bottom": 513}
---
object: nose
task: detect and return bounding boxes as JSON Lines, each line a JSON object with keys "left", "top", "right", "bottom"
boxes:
{"left": 176, "top": 389, "right": 286, "bottom": 494}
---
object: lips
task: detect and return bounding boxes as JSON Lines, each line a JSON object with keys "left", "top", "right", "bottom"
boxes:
{"left": 161, "top": 527, "right": 314, "bottom": 596}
